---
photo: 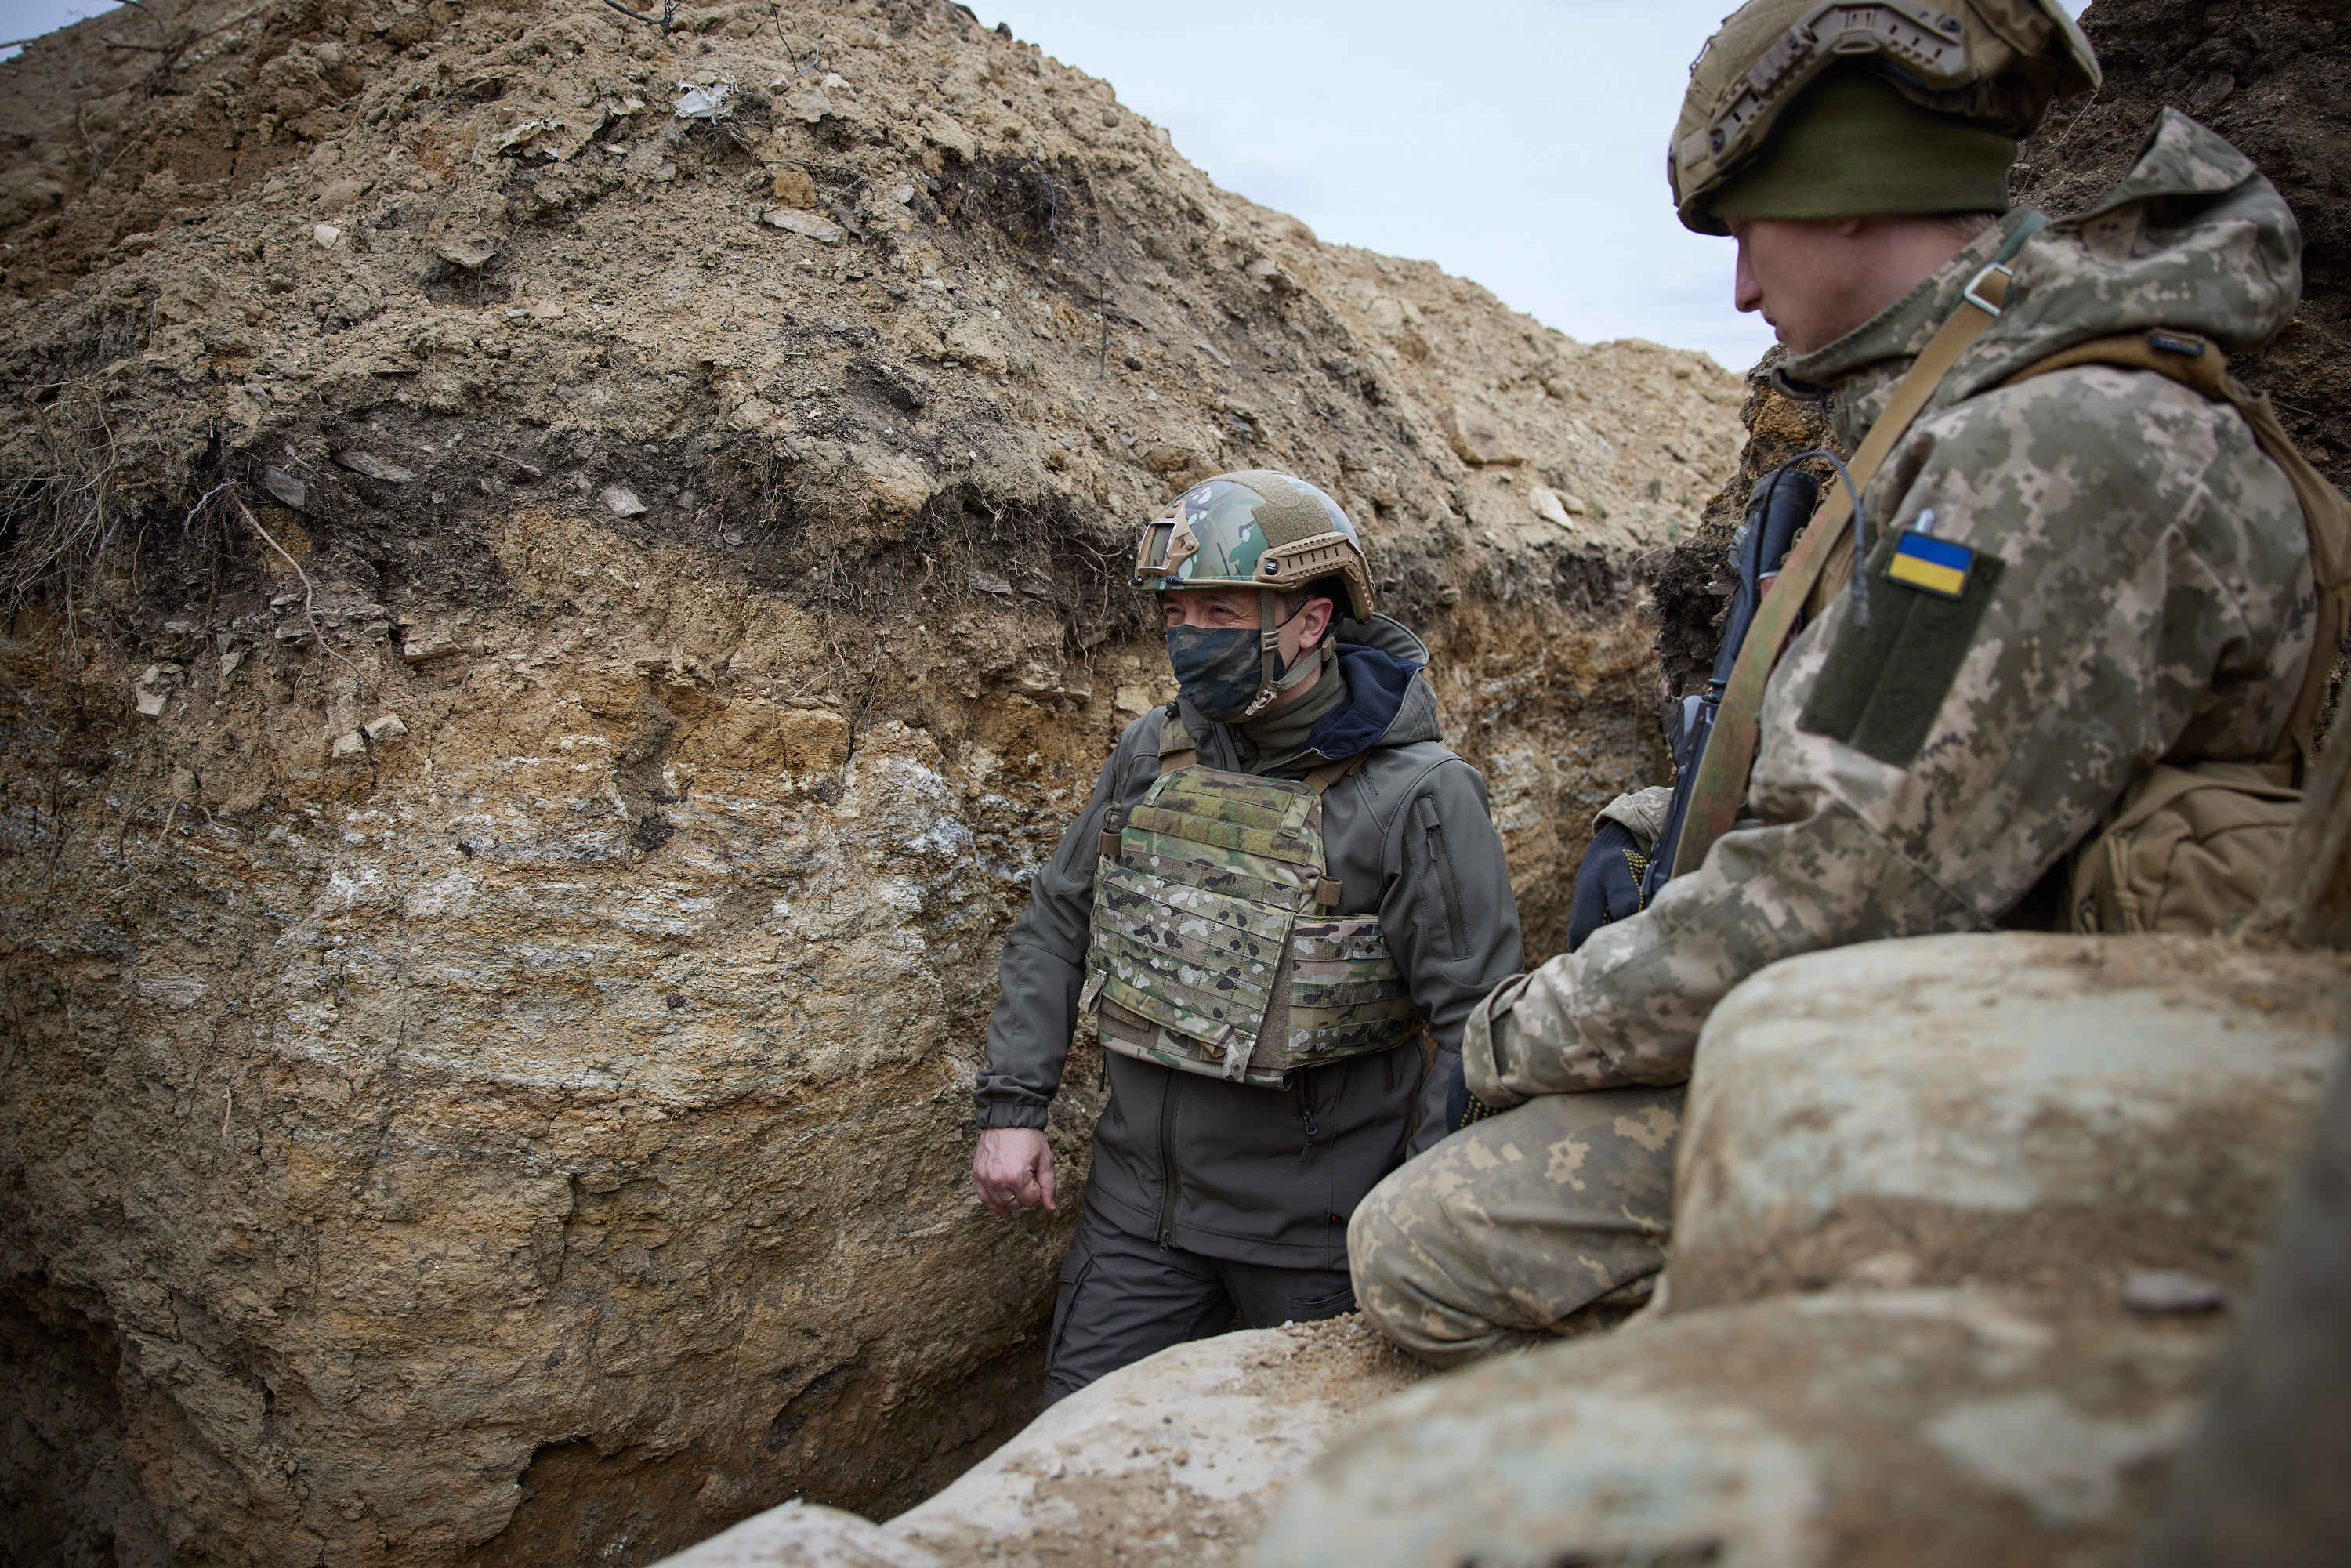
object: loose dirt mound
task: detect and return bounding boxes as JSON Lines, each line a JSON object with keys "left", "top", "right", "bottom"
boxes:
{"left": 0, "top": 2, "right": 1740, "bottom": 1565}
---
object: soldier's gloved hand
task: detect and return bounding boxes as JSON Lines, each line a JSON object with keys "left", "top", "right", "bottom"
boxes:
{"left": 1440, "top": 1053, "right": 1498, "bottom": 1133}
{"left": 973, "top": 1128, "right": 1057, "bottom": 1216}
{"left": 1568, "top": 820, "right": 1650, "bottom": 953}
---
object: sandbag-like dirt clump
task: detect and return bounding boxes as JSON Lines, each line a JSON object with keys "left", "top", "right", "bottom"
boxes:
{"left": 0, "top": 2, "right": 1741, "bottom": 1564}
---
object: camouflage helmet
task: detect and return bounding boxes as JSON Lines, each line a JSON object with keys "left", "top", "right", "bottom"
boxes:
{"left": 1670, "top": 0, "right": 2101, "bottom": 235}
{"left": 1130, "top": 470, "right": 1375, "bottom": 621}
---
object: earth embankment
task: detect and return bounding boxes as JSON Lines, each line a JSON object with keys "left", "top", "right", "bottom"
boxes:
{"left": 0, "top": 2, "right": 1741, "bottom": 1563}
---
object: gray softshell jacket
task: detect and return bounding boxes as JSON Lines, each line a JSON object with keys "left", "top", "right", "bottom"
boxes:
{"left": 974, "top": 616, "right": 1525, "bottom": 1269}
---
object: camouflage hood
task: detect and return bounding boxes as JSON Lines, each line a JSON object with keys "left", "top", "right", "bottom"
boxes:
{"left": 1781, "top": 110, "right": 2303, "bottom": 449}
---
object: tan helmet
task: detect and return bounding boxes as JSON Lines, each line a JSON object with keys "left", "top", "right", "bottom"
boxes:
{"left": 1670, "top": 0, "right": 2100, "bottom": 235}
{"left": 1130, "top": 469, "right": 1376, "bottom": 621}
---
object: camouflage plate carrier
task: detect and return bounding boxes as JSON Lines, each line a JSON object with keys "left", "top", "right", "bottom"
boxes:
{"left": 1078, "top": 712, "right": 1419, "bottom": 1088}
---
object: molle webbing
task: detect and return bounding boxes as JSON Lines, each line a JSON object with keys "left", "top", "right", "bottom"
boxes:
{"left": 1103, "top": 712, "right": 1355, "bottom": 903}
{"left": 1082, "top": 754, "right": 1413, "bottom": 1088}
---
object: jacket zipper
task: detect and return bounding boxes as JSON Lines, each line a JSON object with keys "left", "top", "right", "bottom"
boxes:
{"left": 1154, "top": 1074, "right": 1178, "bottom": 1249}
{"left": 1294, "top": 1073, "right": 1322, "bottom": 1155}
{"left": 1417, "top": 798, "right": 1468, "bottom": 960}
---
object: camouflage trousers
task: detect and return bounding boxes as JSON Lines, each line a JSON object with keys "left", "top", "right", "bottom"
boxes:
{"left": 1347, "top": 1085, "right": 1683, "bottom": 1366}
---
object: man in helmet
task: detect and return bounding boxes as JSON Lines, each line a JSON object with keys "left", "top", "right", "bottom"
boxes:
{"left": 1351, "top": 0, "right": 2337, "bottom": 1364}
{"left": 970, "top": 470, "right": 1524, "bottom": 1406}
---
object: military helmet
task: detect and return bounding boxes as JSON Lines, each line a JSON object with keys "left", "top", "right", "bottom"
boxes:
{"left": 1670, "top": 0, "right": 2101, "bottom": 235}
{"left": 1130, "top": 470, "right": 1375, "bottom": 621}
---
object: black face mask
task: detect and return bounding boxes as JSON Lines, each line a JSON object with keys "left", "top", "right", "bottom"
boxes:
{"left": 1165, "top": 625, "right": 1268, "bottom": 723}
{"left": 1166, "top": 597, "right": 1324, "bottom": 723}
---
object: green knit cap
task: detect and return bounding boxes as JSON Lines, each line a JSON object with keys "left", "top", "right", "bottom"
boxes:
{"left": 1710, "top": 68, "right": 2017, "bottom": 227}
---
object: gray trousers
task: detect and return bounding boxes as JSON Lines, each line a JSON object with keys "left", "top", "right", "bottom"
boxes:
{"left": 1043, "top": 1197, "right": 1357, "bottom": 1407}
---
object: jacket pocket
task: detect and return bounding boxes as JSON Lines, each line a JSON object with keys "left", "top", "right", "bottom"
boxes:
{"left": 1047, "top": 1232, "right": 1097, "bottom": 1367}
{"left": 1415, "top": 796, "right": 1467, "bottom": 962}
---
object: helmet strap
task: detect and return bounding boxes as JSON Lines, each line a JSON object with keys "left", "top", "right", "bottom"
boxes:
{"left": 1230, "top": 588, "right": 1289, "bottom": 722}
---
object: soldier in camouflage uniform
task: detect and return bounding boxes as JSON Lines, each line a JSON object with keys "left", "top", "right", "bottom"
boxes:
{"left": 1352, "top": 0, "right": 2326, "bottom": 1365}
{"left": 972, "top": 470, "right": 1523, "bottom": 1405}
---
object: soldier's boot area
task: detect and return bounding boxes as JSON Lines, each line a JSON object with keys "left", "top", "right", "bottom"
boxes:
{"left": 1346, "top": 1086, "right": 1680, "bottom": 1366}
{"left": 1256, "top": 934, "right": 2350, "bottom": 1566}
{"left": 1045, "top": 1200, "right": 1357, "bottom": 1407}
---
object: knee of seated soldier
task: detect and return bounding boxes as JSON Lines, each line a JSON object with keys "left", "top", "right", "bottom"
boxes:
{"left": 1346, "top": 1171, "right": 1414, "bottom": 1294}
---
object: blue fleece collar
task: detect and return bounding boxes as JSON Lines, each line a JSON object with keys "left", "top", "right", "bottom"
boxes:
{"left": 1306, "top": 641, "right": 1423, "bottom": 762}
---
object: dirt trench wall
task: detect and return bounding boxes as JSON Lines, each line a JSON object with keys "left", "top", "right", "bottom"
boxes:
{"left": 2013, "top": 0, "right": 2351, "bottom": 489}
{"left": 0, "top": 2, "right": 1740, "bottom": 1563}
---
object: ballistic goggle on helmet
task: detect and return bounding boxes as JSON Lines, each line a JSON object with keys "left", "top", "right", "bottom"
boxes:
{"left": 1131, "top": 469, "right": 1376, "bottom": 621}
{"left": 1670, "top": 0, "right": 2100, "bottom": 235}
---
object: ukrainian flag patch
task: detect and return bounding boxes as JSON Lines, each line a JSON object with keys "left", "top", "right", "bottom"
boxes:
{"left": 1887, "top": 531, "right": 1975, "bottom": 599}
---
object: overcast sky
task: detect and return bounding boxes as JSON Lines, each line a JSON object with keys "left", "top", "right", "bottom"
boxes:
{"left": 3, "top": 0, "right": 2093, "bottom": 371}
{"left": 974, "top": 0, "right": 1784, "bottom": 370}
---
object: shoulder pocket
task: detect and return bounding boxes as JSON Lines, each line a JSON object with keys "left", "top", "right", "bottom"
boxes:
{"left": 1799, "top": 540, "right": 2006, "bottom": 768}
{"left": 1413, "top": 795, "right": 1467, "bottom": 962}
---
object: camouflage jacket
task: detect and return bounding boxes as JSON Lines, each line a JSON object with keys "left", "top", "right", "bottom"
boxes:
{"left": 1470, "top": 112, "right": 2318, "bottom": 1104}
{"left": 976, "top": 616, "right": 1523, "bottom": 1267}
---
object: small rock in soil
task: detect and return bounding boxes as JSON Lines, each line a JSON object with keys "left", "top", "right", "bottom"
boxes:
{"left": 602, "top": 486, "right": 650, "bottom": 518}
{"left": 400, "top": 629, "right": 460, "bottom": 664}
{"left": 261, "top": 468, "right": 308, "bottom": 510}
{"left": 1528, "top": 486, "right": 1576, "bottom": 529}
{"left": 764, "top": 208, "right": 845, "bottom": 244}
{"left": 2122, "top": 1269, "right": 2229, "bottom": 1315}
{"left": 434, "top": 234, "right": 498, "bottom": 270}
{"left": 335, "top": 451, "right": 417, "bottom": 484}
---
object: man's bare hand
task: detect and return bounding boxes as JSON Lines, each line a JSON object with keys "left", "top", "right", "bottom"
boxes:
{"left": 973, "top": 1128, "right": 1057, "bottom": 1216}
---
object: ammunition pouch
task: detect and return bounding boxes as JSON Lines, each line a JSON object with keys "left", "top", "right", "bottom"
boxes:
{"left": 2065, "top": 762, "right": 2302, "bottom": 936}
